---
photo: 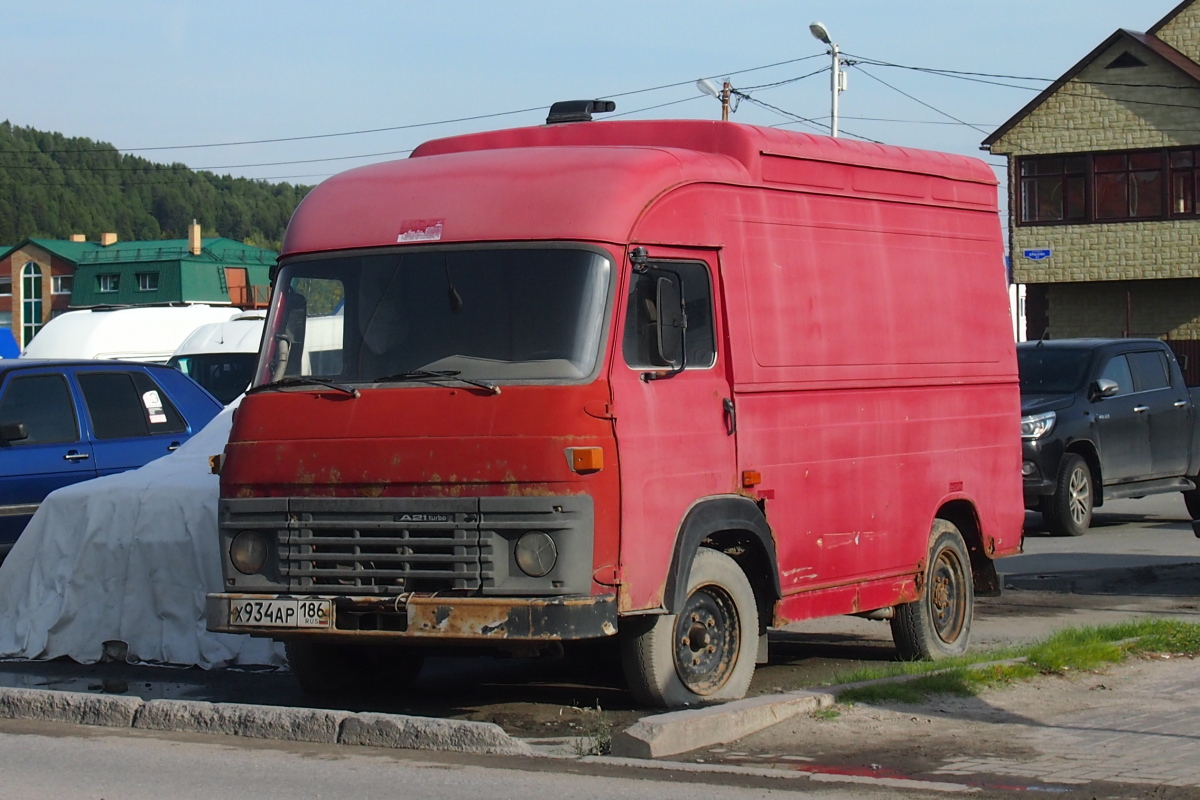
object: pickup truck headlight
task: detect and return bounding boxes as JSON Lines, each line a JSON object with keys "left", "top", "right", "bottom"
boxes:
{"left": 1021, "top": 411, "right": 1056, "bottom": 440}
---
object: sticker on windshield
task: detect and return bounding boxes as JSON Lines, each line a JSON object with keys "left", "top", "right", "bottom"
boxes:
{"left": 142, "top": 390, "right": 167, "bottom": 424}
{"left": 397, "top": 218, "right": 444, "bottom": 243}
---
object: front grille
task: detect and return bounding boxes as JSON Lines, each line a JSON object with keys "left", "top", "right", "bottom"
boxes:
{"left": 281, "top": 522, "right": 481, "bottom": 594}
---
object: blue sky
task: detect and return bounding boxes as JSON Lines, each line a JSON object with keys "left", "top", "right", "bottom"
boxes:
{"left": 2, "top": 0, "right": 1182, "bottom": 193}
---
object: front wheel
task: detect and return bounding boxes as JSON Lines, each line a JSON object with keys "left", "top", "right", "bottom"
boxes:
{"left": 891, "top": 520, "right": 974, "bottom": 660}
{"left": 620, "top": 548, "right": 759, "bottom": 708}
{"left": 1043, "top": 453, "right": 1093, "bottom": 537}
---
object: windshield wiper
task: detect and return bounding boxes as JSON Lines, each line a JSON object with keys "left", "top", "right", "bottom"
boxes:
{"left": 245, "top": 376, "right": 360, "bottom": 397}
{"left": 372, "top": 369, "right": 500, "bottom": 395}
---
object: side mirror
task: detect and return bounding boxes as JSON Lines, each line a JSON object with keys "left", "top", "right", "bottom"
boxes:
{"left": 653, "top": 275, "right": 685, "bottom": 369}
{"left": 1093, "top": 378, "right": 1120, "bottom": 399}
{"left": 0, "top": 422, "right": 28, "bottom": 442}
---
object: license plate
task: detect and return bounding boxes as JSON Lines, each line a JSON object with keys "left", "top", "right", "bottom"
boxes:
{"left": 229, "top": 598, "right": 332, "bottom": 629}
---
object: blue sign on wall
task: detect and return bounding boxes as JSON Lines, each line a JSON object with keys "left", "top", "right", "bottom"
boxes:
{"left": 1023, "top": 249, "right": 1052, "bottom": 261}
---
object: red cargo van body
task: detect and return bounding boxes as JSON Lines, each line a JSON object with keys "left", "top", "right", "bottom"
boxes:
{"left": 208, "top": 119, "right": 1022, "bottom": 707}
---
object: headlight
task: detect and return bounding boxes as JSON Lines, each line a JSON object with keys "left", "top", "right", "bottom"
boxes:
{"left": 1021, "top": 411, "right": 1056, "bottom": 440}
{"left": 514, "top": 531, "right": 557, "bottom": 578}
{"left": 230, "top": 530, "right": 268, "bottom": 575}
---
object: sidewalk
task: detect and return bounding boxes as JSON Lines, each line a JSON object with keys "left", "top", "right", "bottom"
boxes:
{"left": 677, "top": 654, "right": 1200, "bottom": 791}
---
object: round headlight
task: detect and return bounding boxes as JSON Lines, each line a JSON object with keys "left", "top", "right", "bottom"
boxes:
{"left": 514, "top": 531, "right": 557, "bottom": 578}
{"left": 230, "top": 530, "right": 268, "bottom": 575}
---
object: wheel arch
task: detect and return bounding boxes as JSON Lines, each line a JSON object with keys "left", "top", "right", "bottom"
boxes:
{"left": 1064, "top": 439, "right": 1103, "bottom": 507}
{"left": 935, "top": 500, "right": 1000, "bottom": 597}
{"left": 662, "top": 495, "right": 781, "bottom": 629}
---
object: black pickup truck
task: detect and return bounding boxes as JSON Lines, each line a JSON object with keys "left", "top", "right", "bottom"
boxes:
{"left": 1018, "top": 338, "right": 1200, "bottom": 536}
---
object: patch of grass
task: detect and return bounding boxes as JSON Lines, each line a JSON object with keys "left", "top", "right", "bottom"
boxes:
{"left": 826, "top": 619, "right": 1200, "bottom": 706}
{"left": 811, "top": 707, "right": 841, "bottom": 721}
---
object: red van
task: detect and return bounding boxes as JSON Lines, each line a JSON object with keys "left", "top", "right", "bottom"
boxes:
{"left": 207, "top": 105, "right": 1023, "bottom": 708}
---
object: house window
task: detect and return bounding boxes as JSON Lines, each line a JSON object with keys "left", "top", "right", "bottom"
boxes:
{"left": 0, "top": 276, "right": 10, "bottom": 296}
{"left": 97, "top": 274, "right": 120, "bottom": 293}
{"left": 1020, "top": 156, "right": 1087, "bottom": 223}
{"left": 136, "top": 272, "right": 159, "bottom": 292}
{"left": 1094, "top": 152, "right": 1163, "bottom": 220}
{"left": 52, "top": 275, "right": 72, "bottom": 295}
{"left": 22, "top": 262, "right": 43, "bottom": 345}
{"left": 1170, "top": 150, "right": 1200, "bottom": 215}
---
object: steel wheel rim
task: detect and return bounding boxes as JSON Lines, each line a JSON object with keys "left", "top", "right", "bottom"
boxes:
{"left": 1068, "top": 466, "right": 1091, "bottom": 525}
{"left": 673, "top": 584, "right": 739, "bottom": 695}
{"left": 929, "top": 547, "right": 967, "bottom": 644}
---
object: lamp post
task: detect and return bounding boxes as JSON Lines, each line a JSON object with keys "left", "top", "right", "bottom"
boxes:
{"left": 697, "top": 78, "right": 732, "bottom": 121}
{"left": 809, "top": 21, "right": 845, "bottom": 137}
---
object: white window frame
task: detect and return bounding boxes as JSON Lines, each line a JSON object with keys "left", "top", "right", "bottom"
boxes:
{"left": 136, "top": 272, "right": 159, "bottom": 292}
{"left": 97, "top": 274, "right": 120, "bottom": 293}
{"left": 52, "top": 275, "right": 72, "bottom": 295}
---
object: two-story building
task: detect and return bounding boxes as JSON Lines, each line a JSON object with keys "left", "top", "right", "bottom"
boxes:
{"left": 984, "top": 0, "right": 1200, "bottom": 378}
{"left": 0, "top": 223, "right": 274, "bottom": 346}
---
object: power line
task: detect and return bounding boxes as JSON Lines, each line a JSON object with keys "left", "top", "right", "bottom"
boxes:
{"left": 3, "top": 54, "right": 826, "bottom": 156}
{"left": 850, "top": 65, "right": 991, "bottom": 135}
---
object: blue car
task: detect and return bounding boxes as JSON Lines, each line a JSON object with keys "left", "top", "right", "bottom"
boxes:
{"left": 0, "top": 360, "right": 223, "bottom": 557}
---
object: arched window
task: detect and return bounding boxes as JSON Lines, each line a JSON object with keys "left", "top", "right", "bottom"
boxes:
{"left": 21, "top": 262, "right": 43, "bottom": 346}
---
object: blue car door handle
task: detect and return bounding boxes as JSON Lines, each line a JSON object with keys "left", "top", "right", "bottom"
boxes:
{"left": 63, "top": 451, "right": 90, "bottom": 461}
{"left": 167, "top": 442, "right": 181, "bottom": 452}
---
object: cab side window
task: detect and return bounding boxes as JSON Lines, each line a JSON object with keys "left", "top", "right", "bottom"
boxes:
{"left": 77, "top": 372, "right": 187, "bottom": 439}
{"left": 1098, "top": 355, "right": 1133, "bottom": 396}
{"left": 623, "top": 261, "right": 716, "bottom": 369}
{"left": 1128, "top": 351, "right": 1170, "bottom": 392}
{"left": 0, "top": 374, "right": 79, "bottom": 444}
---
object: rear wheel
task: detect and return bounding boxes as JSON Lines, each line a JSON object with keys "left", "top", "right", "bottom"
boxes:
{"left": 891, "top": 520, "right": 973, "bottom": 660}
{"left": 1184, "top": 483, "right": 1200, "bottom": 521}
{"left": 285, "top": 641, "right": 424, "bottom": 697}
{"left": 621, "top": 548, "right": 758, "bottom": 708}
{"left": 1044, "top": 453, "right": 1093, "bottom": 537}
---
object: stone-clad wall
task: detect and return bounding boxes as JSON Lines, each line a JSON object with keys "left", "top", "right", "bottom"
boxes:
{"left": 1046, "top": 279, "right": 1200, "bottom": 339}
{"left": 1156, "top": 4, "right": 1200, "bottom": 62}
{"left": 1012, "top": 220, "right": 1200, "bottom": 285}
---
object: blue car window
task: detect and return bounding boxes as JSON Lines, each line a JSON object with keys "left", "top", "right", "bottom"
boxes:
{"left": 0, "top": 374, "right": 79, "bottom": 444}
{"left": 78, "top": 373, "right": 148, "bottom": 439}
{"left": 130, "top": 372, "right": 187, "bottom": 434}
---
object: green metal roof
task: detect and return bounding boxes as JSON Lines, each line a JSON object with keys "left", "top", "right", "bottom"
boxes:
{"left": 2, "top": 237, "right": 276, "bottom": 267}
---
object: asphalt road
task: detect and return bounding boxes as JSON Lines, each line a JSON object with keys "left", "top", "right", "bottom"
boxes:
{"left": 0, "top": 490, "right": 1195, "bottom": 740}
{"left": 0, "top": 719, "right": 958, "bottom": 800}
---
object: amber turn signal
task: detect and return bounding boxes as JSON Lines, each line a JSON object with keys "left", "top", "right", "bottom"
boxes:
{"left": 742, "top": 470, "right": 762, "bottom": 488}
{"left": 568, "top": 447, "right": 604, "bottom": 473}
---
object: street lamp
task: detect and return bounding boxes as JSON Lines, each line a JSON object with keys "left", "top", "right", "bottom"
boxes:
{"left": 809, "top": 21, "right": 846, "bottom": 137}
{"left": 696, "top": 78, "right": 733, "bottom": 121}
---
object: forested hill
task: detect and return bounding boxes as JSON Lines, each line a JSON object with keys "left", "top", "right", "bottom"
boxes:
{"left": 0, "top": 121, "right": 311, "bottom": 249}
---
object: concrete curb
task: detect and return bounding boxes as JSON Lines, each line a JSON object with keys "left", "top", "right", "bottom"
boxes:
{"left": 610, "top": 690, "right": 835, "bottom": 759}
{"left": 0, "top": 687, "right": 530, "bottom": 756}
{"left": 610, "top": 655, "right": 1034, "bottom": 760}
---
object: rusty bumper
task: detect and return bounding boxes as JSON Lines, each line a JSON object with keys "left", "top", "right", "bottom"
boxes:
{"left": 206, "top": 592, "right": 618, "bottom": 642}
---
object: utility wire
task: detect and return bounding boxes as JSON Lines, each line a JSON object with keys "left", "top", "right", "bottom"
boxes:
{"left": 851, "top": 65, "right": 991, "bottom": 135}
{"left": 3, "top": 55, "right": 825, "bottom": 156}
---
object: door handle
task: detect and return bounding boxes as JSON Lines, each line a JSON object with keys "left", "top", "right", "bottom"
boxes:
{"left": 1133, "top": 405, "right": 1149, "bottom": 413}
{"left": 722, "top": 397, "right": 736, "bottom": 436}
{"left": 1175, "top": 401, "right": 1189, "bottom": 408}
{"left": 63, "top": 451, "right": 90, "bottom": 462}
{"left": 167, "top": 442, "right": 181, "bottom": 451}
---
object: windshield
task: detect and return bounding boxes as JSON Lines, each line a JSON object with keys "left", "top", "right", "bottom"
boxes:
{"left": 170, "top": 353, "right": 259, "bottom": 405}
{"left": 256, "top": 247, "right": 611, "bottom": 386}
{"left": 1017, "top": 347, "right": 1093, "bottom": 394}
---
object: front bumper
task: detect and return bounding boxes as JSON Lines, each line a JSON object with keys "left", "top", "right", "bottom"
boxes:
{"left": 206, "top": 592, "right": 618, "bottom": 642}
{"left": 1022, "top": 437, "right": 1066, "bottom": 505}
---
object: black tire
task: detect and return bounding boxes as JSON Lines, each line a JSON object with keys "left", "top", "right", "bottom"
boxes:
{"left": 891, "top": 520, "right": 973, "bottom": 661}
{"left": 285, "top": 641, "right": 424, "bottom": 697}
{"left": 620, "top": 548, "right": 759, "bottom": 708}
{"left": 1043, "top": 453, "right": 1093, "bottom": 537}
{"left": 1184, "top": 484, "right": 1200, "bottom": 521}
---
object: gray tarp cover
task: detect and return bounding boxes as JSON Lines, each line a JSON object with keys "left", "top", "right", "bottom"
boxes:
{"left": 0, "top": 401, "right": 284, "bottom": 668}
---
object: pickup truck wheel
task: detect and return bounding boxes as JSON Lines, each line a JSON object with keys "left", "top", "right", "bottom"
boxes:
{"left": 285, "top": 641, "right": 424, "bottom": 697}
{"left": 620, "top": 548, "right": 758, "bottom": 708}
{"left": 890, "top": 520, "right": 973, "bottom": 660}
{"left": 1184, "top": 485, "right": 1200, "bottom": 521}
{"left": 1044, "top": 454, "right": 1093, "bottom": 537}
